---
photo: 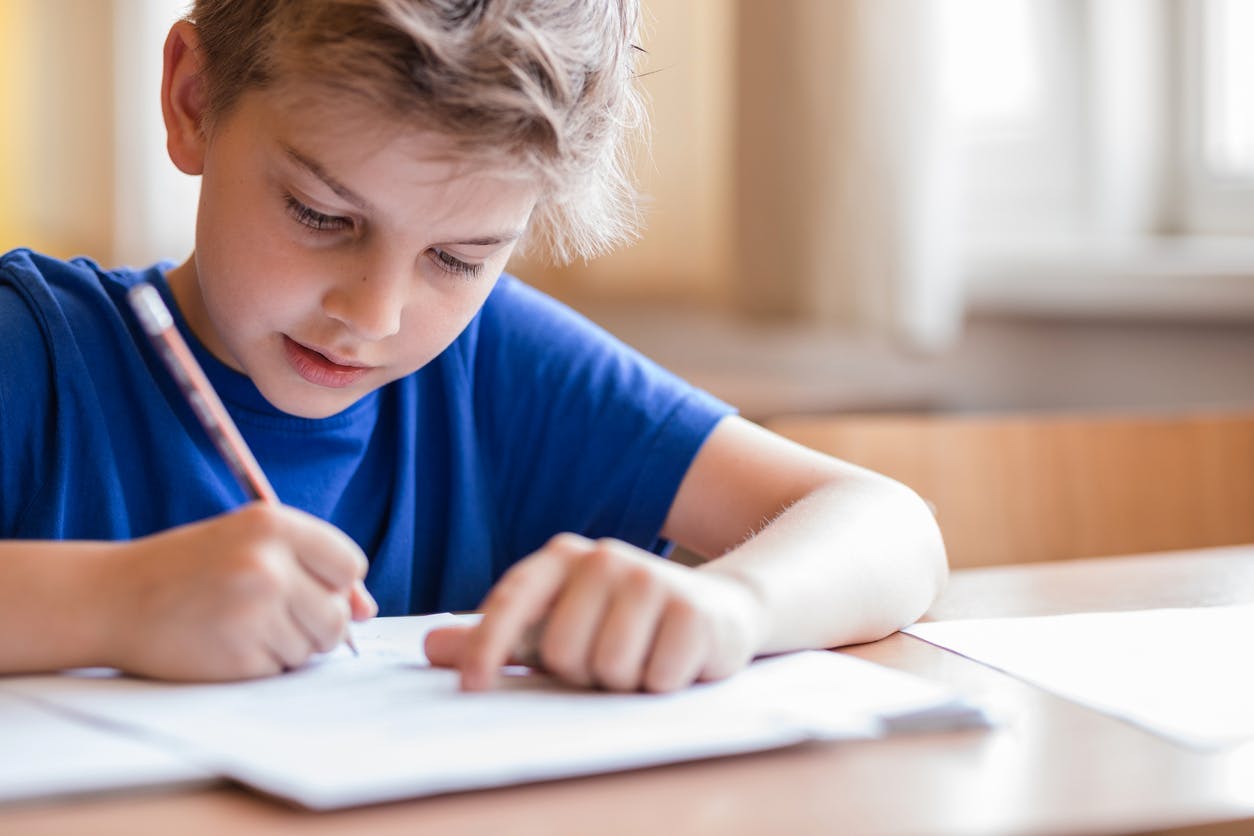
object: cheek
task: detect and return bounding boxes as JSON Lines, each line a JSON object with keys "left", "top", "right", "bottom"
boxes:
{"left": 396, "top": 282, "right": 497, "bottom": 364}
{"left": 197, "top": 182, "right": 314, "bottom": 314}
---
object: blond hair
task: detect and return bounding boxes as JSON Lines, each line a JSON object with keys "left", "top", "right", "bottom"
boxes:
{"left": 188, "top": 0, "right": 645, "bottom": 263}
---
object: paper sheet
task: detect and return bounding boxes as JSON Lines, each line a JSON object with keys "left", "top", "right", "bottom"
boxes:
{"left": 3, "top": 613, "right": 988, "bottom": 810}
{"left": 905, "top": 603, "right": 1254, "bottom": 749}
{"left": 0, "top": 692, "right": 213, "bottom": 804}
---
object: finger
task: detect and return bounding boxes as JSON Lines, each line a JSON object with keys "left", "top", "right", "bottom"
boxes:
{"left": 427, "top": 624, "right": 537, "bottom": 669}
{"left": 265, "top": 615, "right": 317, "bottom": 672}
{"left": 424, "top": 624, "right": 472, "bottom": 668}
{"left": 287, "top": 571, "right": 352, "bottom": 654}
{"left": 459, "top": 543, "right": 585, "bottom": 691}
{"left": 536, "top": 552, "right": 619, "bottom": 687}
{"left": 642, "top": 601, "right": 706, "bottom": 693}
{"left": 275, "top": 507, "right": 369, "bottom": 591}
{"left": 590, "top": 564, "right": 667, "bottom": 691}
{"left": 349, "top": 581, "right": 378, "bottom": 621}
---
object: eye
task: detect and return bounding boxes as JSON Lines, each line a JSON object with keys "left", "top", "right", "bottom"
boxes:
{"left": 430, "top": 248, "right": 485, "bottom": 279}
{"left": 283, "top": 193, "right": 352, "bottom": 233}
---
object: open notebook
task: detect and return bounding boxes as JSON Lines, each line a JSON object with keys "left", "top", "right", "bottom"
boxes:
{"left": 1, "top": 614, "right": 989, "bottom": 810}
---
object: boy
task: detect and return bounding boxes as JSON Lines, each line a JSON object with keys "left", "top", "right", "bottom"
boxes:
{"left": 0, "top": 0, "right": 945, "bottom": 692}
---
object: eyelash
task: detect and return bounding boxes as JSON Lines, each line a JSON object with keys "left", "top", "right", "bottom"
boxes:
{"left": 431, "top": 248, "right": 484, "bottom": 279}
{"left": 283, "top": 192, "right": 484, "bottom": 279}
{"left": 283, "top": 193, "right": 351, "bottom": 233}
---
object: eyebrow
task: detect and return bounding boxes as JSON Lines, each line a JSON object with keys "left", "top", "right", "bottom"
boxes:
{"left": 280, "top": 142, "right": 525, "bottom": 247}
{"left": 446, "top": 231, "right": 525, "bottom": 247}
{"left": 282, "top": 143, "right": 373, "bottom": 213}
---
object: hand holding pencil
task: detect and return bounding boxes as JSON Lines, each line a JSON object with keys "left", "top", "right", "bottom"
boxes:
{"left": 104, "top": 283, "right": 376, "bottom": 680}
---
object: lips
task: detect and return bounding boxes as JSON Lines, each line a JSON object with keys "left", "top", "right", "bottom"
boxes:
{"left": 282, "top": 336, "right": 373, "bottom": 389}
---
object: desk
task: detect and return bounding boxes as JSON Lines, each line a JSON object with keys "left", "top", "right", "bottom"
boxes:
{"left": 5, "top": 546, "right": 1254, "bottom": 836}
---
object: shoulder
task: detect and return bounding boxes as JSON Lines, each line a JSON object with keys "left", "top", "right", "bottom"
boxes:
{"left": 1, "top": 248, "right": 164, "bottom": 343}
{"left": 467, "top": 273, "right": 734, "bottom": 440}
{"left": 477, "top": 274, "right": 609, "bottom": 347}
{"left": 1, "top": 248, "right": 143, "bottom": 339}
{"left": 0, "top": 247, "right": 159, "bottom": 425}
{"left": 469, "top": 274, "right": 653, "bottom": 380}
{"left": 0, "top": 249, "right": 77, "bottom": 375}
{"left": 1, "top": 248, "right": 154, "bottom": 316}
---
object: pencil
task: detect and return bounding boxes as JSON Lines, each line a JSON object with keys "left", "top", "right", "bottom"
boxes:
{"left": 127, "top": 282, "right": 360, "bottom": 658}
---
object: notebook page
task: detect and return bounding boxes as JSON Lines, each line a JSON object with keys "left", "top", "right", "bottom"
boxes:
{"left": 5, "top": 614, "right": 989, "bottom": 809}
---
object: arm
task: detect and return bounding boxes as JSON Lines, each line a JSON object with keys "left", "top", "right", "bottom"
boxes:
{"left": 673, "top": 416, "right": 947, "bottom": 653}
{"left": 0, "top": 504, "right": 376, "bottom": 680}
{"left": 426, "top": 415, "right": 947, "bottom": 691}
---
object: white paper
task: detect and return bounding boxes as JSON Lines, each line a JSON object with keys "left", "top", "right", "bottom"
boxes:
{"left": 906, "top": 603, "right": 1254, "bottom": 749}
{"left": 0, "top": 691, "right": 213, "bottom": 804}
{"left": 3, "top": 614, "right": 988, "bottom": 810}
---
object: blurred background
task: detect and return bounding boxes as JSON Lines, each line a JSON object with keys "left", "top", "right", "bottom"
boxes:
{"left": 4, "top": 0, "right": 1254, "bottom": 422}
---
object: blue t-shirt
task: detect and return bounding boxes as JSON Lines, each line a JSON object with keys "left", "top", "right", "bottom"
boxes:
{"left": 0, "top": 249, "right": 733, "bottom": 614}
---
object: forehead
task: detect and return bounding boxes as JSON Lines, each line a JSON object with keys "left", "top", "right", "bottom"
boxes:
{"left": 228, "top": 85, "right": 540, "bottom": 223}
{"left": 257, "top": 81, "right": 536, "bottom": 189}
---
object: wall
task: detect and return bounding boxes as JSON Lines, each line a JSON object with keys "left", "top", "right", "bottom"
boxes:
{"left": 0, "top": 0, "right": 115, "bottom": 259}
{"left": 2, "top": 1, "right": 1252, "bottom": 422}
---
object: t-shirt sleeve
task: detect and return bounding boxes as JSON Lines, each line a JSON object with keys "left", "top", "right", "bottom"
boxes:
{"left": 0, "top": 257, "right": 56, "bottom": 534}
{"left": 472, "top": 277, "right": 735, "bottom": 562}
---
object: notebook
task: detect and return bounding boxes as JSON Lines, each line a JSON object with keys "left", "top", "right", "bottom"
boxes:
{"left": 2, "top": 614, "right": 989, "bottom": 809}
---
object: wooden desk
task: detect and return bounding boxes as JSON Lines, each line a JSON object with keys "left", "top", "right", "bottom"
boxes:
{"left": 6, "top": 546, "right": 1254, "bottom": 836}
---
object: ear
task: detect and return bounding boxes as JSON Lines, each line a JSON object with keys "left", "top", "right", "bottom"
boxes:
{"left": 161, "top": 20, "right": 210, "bottom": 176}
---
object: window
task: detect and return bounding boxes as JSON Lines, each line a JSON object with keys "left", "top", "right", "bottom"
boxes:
{"left": 940, "top": 0, "right": 1254, "bottom": 317}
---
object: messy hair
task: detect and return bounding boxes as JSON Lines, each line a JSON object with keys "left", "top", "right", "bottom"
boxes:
{"left": 187, "top": 0, "right": 645, "bottom": 263}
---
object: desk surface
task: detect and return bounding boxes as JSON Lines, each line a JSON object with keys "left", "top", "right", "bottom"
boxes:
{"left": 6, "top": 546, "right": 1254, "bottom": 836}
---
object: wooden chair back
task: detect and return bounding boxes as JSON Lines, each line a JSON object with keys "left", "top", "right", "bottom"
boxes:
{"left": 766, "top": 411, "right": 1254, "bottom": 568}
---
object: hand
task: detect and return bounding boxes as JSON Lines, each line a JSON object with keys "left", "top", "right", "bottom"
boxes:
{"left": 424, "top": 534, "right": 768, "bottom": 693}
{"left": 101, "top": 503, "right": 377, "bottom": 681}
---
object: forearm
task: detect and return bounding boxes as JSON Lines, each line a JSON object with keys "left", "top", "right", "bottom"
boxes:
{"left": 697, "top": 474, "right": 947, "bottom": 654}
{"left": 0, "top": 540, "right": 123, "bottom": 674}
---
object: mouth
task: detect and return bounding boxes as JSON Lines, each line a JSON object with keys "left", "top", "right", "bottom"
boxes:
{"left": 282, "top": 336, "right": 374, "bottom": 389}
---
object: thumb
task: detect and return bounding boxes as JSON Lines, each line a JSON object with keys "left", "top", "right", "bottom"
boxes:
{"left": 424, "top": 624, "right": 474, "bottom": 668}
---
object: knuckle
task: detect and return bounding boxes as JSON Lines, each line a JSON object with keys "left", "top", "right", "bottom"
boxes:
{"left": 592, "top": 537, "right": 628, "bottom": 557}
{"left": 545, "top": 532, "right": 589, "bottom": 554}
{"left": 579, "top": 545, "right": 619, "bottom": 576}
{"left": 235, "top": 502, "right": 286, "bottom": 539}
{"left": 482, "top": 579, "right": 525, "bottom": 614}
{"left": 664, "top": 597, "right": 700, "bottom": 626}
{"left": 621, "top": 563, "right": 658, "bottom": 596}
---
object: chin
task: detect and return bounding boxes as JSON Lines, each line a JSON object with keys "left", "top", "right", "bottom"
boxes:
{"left": 261, "top": 381, "right": 366, "bottom": 420}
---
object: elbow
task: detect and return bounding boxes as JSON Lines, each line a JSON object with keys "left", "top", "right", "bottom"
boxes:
{"left": 900, "top": 478, "right": 950, "bottom": 623}
{"left": 871, "top": 473, "right": 950, "bottom": 631}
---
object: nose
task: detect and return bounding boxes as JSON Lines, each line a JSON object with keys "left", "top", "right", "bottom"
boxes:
{"left": 321, "top": 265, "right": 407, "bottom": 341}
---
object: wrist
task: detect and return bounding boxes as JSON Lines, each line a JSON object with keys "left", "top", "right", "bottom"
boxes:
{"left": 71, "top": 540, "right": 136, "bottom": 670}
{"left": 698, "top": 562, "right": 773, "bottom": 657}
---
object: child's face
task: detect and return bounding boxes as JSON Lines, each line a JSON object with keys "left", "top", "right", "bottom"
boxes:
{"left": 168, "top": 89, "right": 538, "bottom": 419}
